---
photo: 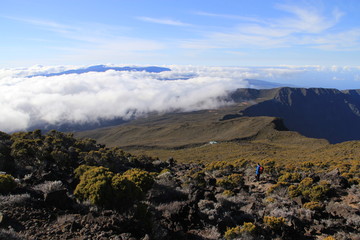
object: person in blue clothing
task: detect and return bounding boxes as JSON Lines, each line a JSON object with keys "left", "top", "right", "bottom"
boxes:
{"left": 256, "top": 163, "right": 263, "bottom": 181}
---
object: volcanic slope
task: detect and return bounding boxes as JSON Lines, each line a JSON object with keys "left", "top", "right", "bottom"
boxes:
{"left": 75, "top": 105, "right": 331, "bottom": 164}
{"left": 75, "top": 86, "right": 360, "bottom": 163}
{"left": 233, "top": 87, "right": 360, "bottom": 143}
{"left": 73, "top": 87, "right": 287, "bottom": 149}
{"left": 74, "top": 103, "right": 289, "bottom": 149}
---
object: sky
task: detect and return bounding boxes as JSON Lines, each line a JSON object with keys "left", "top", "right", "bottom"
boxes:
{"left": 1, "top": 0, "right": 360, "bottom": 132}
{"left": 1, "top": 0, "right": 360, "bottom": 67}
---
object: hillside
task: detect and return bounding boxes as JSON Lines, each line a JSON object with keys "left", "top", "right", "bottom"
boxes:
{"left": 236, "top": 87, "right": 360, "bottom": 143}
{"left": 75, "top": 87, "right": 360, "bottom": 147}
{"left": 74, "top": 109, "right": 332, "bottom": 164}
{"left": 75, "top": 112, "right": 288, "bottom": 149}
{"left": 0, "top": 127, "right": 359, "bottom": 240}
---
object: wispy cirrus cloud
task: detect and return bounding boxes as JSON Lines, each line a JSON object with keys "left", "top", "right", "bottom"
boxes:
{"left": 4, "top": 16, "right": 166, "bottom": 64}
{"left": 184, "top": 3, "right": 359, "bottom": 51}
{"left": 274, "top": 4, "right": 344, "bottom": 33}
{"left": 194, "top": 11, "right": 267, "bottom": 24}
{"left": 4, "top": 16, "right": 79, "bottom": 34}
{"left": 137, "top": 16, "right": 191, "bottom": 26}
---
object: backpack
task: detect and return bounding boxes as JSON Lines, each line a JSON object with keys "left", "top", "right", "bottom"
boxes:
{"left": 259, "top": 166, "right": 264, "bottom": 174}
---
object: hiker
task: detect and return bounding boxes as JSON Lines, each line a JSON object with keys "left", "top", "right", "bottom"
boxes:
{"left": 256, "top": 163, "right": 263, "bottom": 181}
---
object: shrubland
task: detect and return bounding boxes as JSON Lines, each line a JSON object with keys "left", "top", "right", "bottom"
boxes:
{"left": 0, "top": 129, "right": 358, "bottom": 240}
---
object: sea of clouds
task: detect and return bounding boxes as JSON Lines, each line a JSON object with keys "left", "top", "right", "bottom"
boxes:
{"left": 0, "top": 64, "right": 359, "bottom": 132}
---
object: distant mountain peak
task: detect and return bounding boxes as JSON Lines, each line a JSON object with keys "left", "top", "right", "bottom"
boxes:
{"left": 28, "top": 65, "right": 171, "bottom": 77}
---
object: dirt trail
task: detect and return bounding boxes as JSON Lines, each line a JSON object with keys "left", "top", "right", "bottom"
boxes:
{"left": 244, "top": 173, "right": 274, "bottom": 196}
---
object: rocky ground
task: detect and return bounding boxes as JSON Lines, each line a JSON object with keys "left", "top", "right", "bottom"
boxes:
{"left": 1, "top": 162, "right": 359, "bottom": 240}
{"left": 0, "top": 130, "right": 359, "bottom": 239}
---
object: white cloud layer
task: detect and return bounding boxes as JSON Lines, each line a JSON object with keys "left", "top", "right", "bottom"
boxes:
{"left": 1, "top": 64, "right": 360, "bottom": 132}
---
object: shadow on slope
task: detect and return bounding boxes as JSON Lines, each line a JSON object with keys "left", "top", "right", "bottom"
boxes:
{"left": 226, "top": 88, "right": 360, "bottom": 144}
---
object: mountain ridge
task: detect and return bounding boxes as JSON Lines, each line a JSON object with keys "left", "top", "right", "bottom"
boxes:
{"left": 235, "top": 87, "right": 360, "bottom": 143}
{"left": 75, "top": 86, "right": 360, "bottom": 147}
{"left": 28, "top": 65, "right": 171, "bottom": 77}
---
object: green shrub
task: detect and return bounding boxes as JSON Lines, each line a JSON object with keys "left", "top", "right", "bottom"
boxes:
{"left": 323, "top": 236, "right": 336, "bottom": 240}
{"left": 232, "top": 159, "right": 249, "bottom": 168}
{"left": 122, "top": 168, "right": 154, "bottom": 192}
{"left": 263, "top": 216, "right": 286, "bottom": 230}
{"left": 224, "top": 226, "right": 242, "bottom": 240}
{"left": 303, "top": 201, "right": 324, "bottom": 211}
{"left": 74, "top": 166, "right": 149, "bottom": 210}
{"left": 304, "top": 184, "right": 330, "bottom": 201}
{"left": 288, "top": 185, "right": 301, "bottom": 198}
{"left": 74, "top": 165, "right": 96, "bottom": 179}
{"left": 241, "top": 222, "right": 256, "bottom": 233}
{"left": 205, "top": 161, "right": 233, "bottom": 171}
{"left": 265, "top": 197, "right": 275, "bottom": 203}
{"left": 222, "top": 190, "right": 235, "bottom": 197}
{"left": 0, "top": 174, "right": 17, "bottom": 193}
{"left": 188, "top": 170, "right": 207, "bottom": 188}
{"left": 278, "top": 172, "right": 301, "bottom": 183}
{"left": 298, "top": 177, "right": 313, "bottom": 191}
{"left": 159, "top": 168, "right": 171, "bottom": 175}
{"left": 217, "top": 173, "right": 244, "bottom": 190}
{"left": 301, "top": 161, "right": 314, "bottom": 168}
{"left": 224, "top": 222, "right": 256, "bottom": 239}
{"left": 50, "top": 150, "right": 70, "bottom": 165}
{"left": 74, "top": 166, "right": 114, "bottom": 207}
{"left": 289, "top": 178, "right": 330, "bottom": 201}
{"left": 111, "top": 173, "right": 143, "bottom": 209}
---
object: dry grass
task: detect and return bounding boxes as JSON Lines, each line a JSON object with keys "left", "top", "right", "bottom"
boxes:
{"left": 75, "top": 107, "right": 359, "bottom": 182}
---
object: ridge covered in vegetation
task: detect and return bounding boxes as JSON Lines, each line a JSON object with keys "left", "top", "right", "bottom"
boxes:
{"left": 0, "top": 128, "right": 359, "bottom": 239}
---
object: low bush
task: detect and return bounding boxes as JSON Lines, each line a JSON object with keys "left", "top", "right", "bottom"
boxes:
{"left": 122, "top": 168, "right": 154, "bottom": 192}
{"left": 33, "top": 180, "right": 64, "bottom": 194}
{"left": 278, "top": 172, "right": 301, "bottom": 183}
{"left": 159, "top": 168, "right": 171, "bottom": 175}
{"left": 205, "top": 161, "right": 233, "bottom": 171}
{"left": 303, "top": 201, "right": 324, "bottom": 211}
{"left": 0, "top": 229, "right": 24, "bottom": 240}
{"left": 224, "top": 222, "right": 256, "bottom": 240}
{"left": 0, "top": 174, "right": 17, "bottom": 193}
{"left": 288, "top": 177, "right": 330, "bottom": 201}
{"left": 288, "top": 184, "right": 301, "bottom": 198}
{"left": 265, "top": 197, "right": 275, "bottom": 203}
{"left": 323, "top": 237, "right": 336, "bottom": 240}
{"left": 74, "top": 165, "right": 96, "bottom": 179}
{"left": 304, "top": 183, "right": 330, "bottom": 201}
{"left": 301, "top": 161, "right": 314, "bottom": 168}
{"left": 217, "top": 173, "right": 244, "bottom": 190}
{"left": 187, "top": 169, "right": 206, "bottom": 188}
{"left": 222, "top": 190, "right": 235, "bottom": 197}
{"left": 263, "top": 216, "right": 286, "bottom": 230}
{"left": 74, "top": 165, "right": 151, "bottom": 210}
{"left": 298, "top": 177, "right": 314, "bottom": 191}
{"left": 0, "top": 193, "right": 30, "bottom": 207}
{"left": 74, "top": 166, "right": 114, "bottom": 207}
{"left": 111, "top": 173, "right": 143, "bottom": 210}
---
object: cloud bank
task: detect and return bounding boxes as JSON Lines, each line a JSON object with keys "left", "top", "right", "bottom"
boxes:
{"left": 1, "top": 64, "right": 359, "bottom": 132}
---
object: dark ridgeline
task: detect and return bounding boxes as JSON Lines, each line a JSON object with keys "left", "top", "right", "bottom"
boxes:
{"left": 228, "top": 87, "right": 360, "bottom": 143}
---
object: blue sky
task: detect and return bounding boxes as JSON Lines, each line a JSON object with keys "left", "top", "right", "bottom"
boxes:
{"left": 1, "top": 0, "right": 360, "bottom": 67}
{"left": 1, "top": 0, "right": 360, "bottom": 132}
